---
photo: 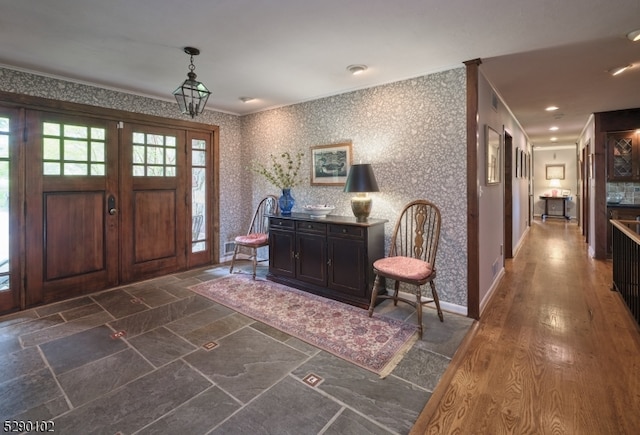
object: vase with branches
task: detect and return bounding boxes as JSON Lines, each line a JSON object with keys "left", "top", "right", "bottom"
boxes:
{"left": 251, "top": 152, "right": 304, "bottom": 215}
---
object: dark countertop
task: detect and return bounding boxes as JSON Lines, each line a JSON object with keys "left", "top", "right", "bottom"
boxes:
{"left": 607, "top": 203, "right": 640, "bottom": 208}
{"left": 269, "top": 212, "right": 388, "bottom": 227}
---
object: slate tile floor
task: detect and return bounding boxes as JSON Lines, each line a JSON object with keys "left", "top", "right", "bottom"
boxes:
{"left": 0, "top": 263, "right": 474, "bottom": 434}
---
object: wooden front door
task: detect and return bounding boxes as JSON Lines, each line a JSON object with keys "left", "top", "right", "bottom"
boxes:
{"left": 24, "top": 111, "right": 120, "bottom": 305}
{"left": 119, "top": 123, "right": 187, "bottom": 283}
{"left": 12, "top": 104, "right": 213, "bottom": 310}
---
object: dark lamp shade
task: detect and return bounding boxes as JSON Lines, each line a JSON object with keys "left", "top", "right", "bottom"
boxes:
{"left": 343, "top": 164, "right": 379, "bottom": 193}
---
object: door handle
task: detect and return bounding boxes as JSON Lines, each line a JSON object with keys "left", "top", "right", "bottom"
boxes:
{"left": 108, "top": 195, "right": 117, "bottom": 215}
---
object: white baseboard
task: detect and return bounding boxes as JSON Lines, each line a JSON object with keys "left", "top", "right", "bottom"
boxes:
{"left": 396, "top": 291, "right": 468, "bottom": 317}
{"left": 479, "top": 267, "right": 505, "bottom": 316}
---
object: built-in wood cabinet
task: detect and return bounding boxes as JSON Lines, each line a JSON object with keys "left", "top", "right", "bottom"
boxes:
{"left": 268, "top": 213, "right": 387, "bottom": 308}
{"left": 607, "top": 130, "right": 640, "bottom": 181}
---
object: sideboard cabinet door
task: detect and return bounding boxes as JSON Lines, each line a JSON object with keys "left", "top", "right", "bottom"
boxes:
{"left": 269, "top": 219, "right": 295, "bottom": 278}
{"left": 327, "top": 236, "right": 365, "bottom": 297}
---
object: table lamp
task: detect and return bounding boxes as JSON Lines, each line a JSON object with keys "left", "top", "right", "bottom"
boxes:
{"left": 549, "top": 178, "right": 561, "bottom": 196}
{"left": 343, "top": 164, "right": 380, "bottom": 221}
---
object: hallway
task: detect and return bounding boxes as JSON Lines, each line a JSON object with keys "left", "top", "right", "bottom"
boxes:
{"left": 413, "top": 219, "right": 640, "bottom": 434}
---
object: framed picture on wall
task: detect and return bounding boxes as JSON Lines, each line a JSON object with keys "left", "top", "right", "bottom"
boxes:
{"left": 515, "top": 147, "right": 520, "bottom": 178}
{"left": 545, "top": 163, "right": 565, "bottom": 180}
{"left": 310, "top": 142, "right": 352, "bottom": 186}
{"left": 486, "top": 125, "right": 501, "bottom": 185}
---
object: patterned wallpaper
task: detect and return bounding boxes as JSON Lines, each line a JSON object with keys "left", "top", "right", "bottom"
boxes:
{"left": 0, "top": 66, "right": 469, "bottom": 308}
{"left": 242, "top": 69, "right": 468, "bottom": 307}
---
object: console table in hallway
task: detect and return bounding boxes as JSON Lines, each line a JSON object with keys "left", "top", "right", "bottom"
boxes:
{"left": 540, "top": 195, "right": 571, "bottom": 220}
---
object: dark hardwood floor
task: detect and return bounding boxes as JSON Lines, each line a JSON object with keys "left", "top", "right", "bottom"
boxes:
{"left": 412, "top": 219, "right": 640, "bottom": 434}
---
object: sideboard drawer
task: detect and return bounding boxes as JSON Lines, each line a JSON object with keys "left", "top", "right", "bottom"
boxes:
{"left": 296, "top": 221, "right": 327, "bottom": 234}
{"left": 270, "top": 218, "right": 295, "bottom": 230}
{"left": 328, "top": 224, "right": 364, "bottom": 239}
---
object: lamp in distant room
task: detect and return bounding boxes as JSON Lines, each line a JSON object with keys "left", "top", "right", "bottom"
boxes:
{"left": 173, "top": 47, "right": 211, "bottom": 118}
{"left": 549, "top": 178, "right": 561, "bottom": 196}
{"left": 343, "top": 164, "right": 380, "bottom": 221}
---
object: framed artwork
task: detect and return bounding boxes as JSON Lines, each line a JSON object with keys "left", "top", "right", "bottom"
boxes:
{"left": 545, "top": 163, "right": 565, "bottom": 180}
{"left": 515, "top": 147, "right": 520, "bottom": 178}
{"left": 486, "top": 125, "right": 501, "bottom": 185}
{"left": 310, "top": 142, "right": 352, "bottom": 186}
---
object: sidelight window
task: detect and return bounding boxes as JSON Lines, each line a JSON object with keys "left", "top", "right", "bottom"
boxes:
{"left": 0, "top": 117, "right": 9, "bottom": 290}
{"left": 191, "top": 138, "right": 207, "bottom": 253}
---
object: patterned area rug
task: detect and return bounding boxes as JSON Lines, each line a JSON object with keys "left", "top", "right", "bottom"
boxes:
{"left": 190, "top": 274, "right": 418, "bottom": 377}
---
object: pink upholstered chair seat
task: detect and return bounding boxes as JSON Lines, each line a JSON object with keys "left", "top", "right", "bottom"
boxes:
{"left": 235, "top": 232, "right": 268, "bottom": 247}
{"left": 373, "top": 256, "right": 433, "bottom": 281}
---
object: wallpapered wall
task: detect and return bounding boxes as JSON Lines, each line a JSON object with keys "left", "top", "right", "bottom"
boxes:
{"left": 241, "top": 68, "right": 468, "bottom": 307}
{"left": 0, "top": 66, "right": 469, "bottom": 309}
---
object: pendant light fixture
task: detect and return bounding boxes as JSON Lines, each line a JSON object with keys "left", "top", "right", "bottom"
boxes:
{"left": 172, "top": 47, "right": 211, "bottom": 118}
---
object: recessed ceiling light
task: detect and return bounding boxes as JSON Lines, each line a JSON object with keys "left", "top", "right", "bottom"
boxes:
{"left": 551, "top": 137, "right": 558, "bottom": 142}
{"left": 346, "top": 64, "right": 368, "bottom": 75}
{"left": 545, "top": 106, "right": 559, "bottom": 111}
{"left": 627, "top": 29, "right": 640, "bottom": 42}
{"left": 239, "top": 97, "right": 256, "bottom": 103}
{"left": 549, "top": 126, "right": 559, "bottom": 131}
{"left": 607, "top": 64, "right": 633, "bottom": 76}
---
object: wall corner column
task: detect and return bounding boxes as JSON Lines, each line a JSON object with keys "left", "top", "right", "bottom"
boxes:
{"left": 464, "top": 58, "right": 481, "bottom": 320}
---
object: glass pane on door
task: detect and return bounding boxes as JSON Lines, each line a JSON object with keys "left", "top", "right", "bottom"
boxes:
{"left": 42, "top": 122, "right": 106, "bottom": 176}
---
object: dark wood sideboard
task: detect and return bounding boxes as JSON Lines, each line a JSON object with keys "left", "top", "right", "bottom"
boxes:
{"left": 267, "top": 213, "right": 387, "bottom": 308}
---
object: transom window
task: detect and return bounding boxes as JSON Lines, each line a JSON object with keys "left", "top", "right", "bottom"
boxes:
{"left": 42, "top": 122, "right": 106, "bottom": 176}
{"left": 132, "top": 132, "right": 177, "bottom": 177}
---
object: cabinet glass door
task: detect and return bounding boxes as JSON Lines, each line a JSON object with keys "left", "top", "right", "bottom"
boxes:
{"left": 609, "top": 133, "right": 635, "bottom": 179}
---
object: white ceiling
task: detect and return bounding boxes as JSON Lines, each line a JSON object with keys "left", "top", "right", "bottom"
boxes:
{"left": 1, "top": 0, "right": 639, "bottom": 147}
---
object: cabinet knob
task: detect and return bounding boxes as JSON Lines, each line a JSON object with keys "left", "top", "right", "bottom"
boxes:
{"left": 308, "top": 224, "right": 312, "bottom": 229}
{"left": 294, "top": 252, "right": 300, "bottom": 259}
{"left": 342, "top": 228, "right": 347, "bottom": 233}
{"left": 327, "top": 258, "right": 332, "bottom": 266}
